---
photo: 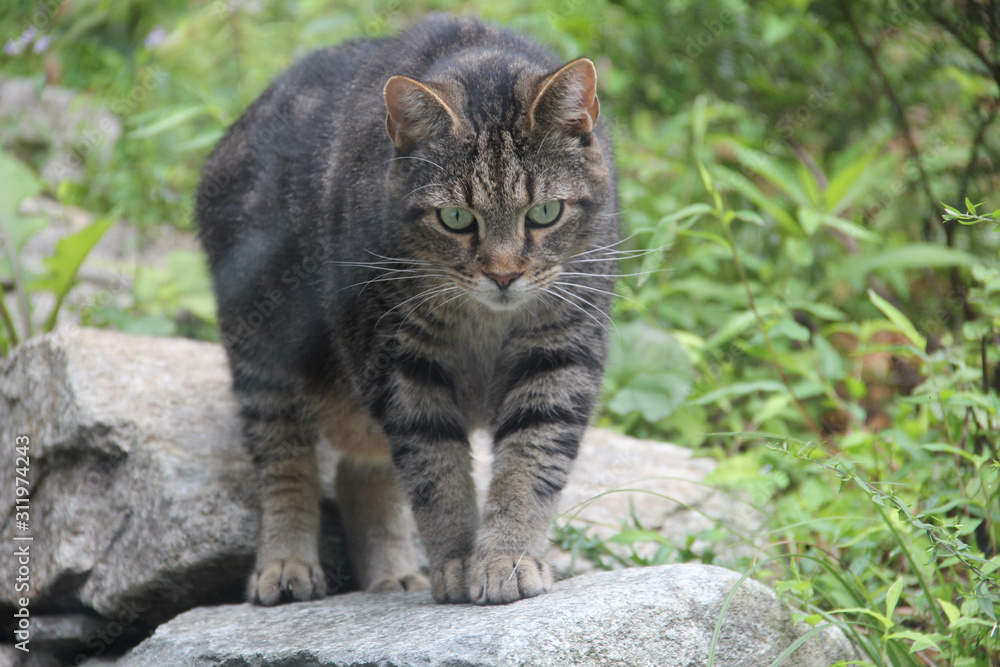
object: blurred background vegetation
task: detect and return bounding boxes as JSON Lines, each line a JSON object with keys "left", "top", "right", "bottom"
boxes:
{"left": 1, "top": 0, "right": 998, "bottom": 664}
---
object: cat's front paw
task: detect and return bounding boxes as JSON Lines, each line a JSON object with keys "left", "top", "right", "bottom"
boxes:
{"left": 467, "top": 552, "right": 552, "bottom": 604}
{"left": 249, "top": 557, "right": 327, "bottom": 605}
{"left": 430, "top": 558, "right": 470, "bottom": 603}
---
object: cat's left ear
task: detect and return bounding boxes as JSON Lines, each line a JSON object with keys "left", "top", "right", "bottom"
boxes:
{"left": 384, "top": 76, "right": 461, "bottom": 149}
{"left": 528, "top": 57, "right": 600, "bottom": 134}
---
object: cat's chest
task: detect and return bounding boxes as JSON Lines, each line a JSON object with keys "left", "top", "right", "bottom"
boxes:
{"left": 429, "top": 317, "right": 514, "bottom": 423}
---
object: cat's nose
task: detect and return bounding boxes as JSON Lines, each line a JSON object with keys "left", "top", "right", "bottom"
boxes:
{"left": 484, "top": 271, "right": 523, "bottom": 290}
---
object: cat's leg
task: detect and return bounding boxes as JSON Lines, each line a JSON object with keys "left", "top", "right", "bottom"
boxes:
{"left": 365, "top": 355, "right": 479, "bottom": 603}
{"left": 321, "top": 392, "right": 429, "bottom": 592}
{"left": 241, "top": 391, "right": 326, "bottom": 605}
{"left": 472, "top": 341, "right": 603, "bottom": 604}
{"left": 334, "top": 457, "right": 429, "bottom": 592}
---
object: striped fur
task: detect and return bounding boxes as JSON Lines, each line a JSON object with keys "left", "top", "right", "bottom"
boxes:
{"left": 196, "top": 15, "right": 618, "bottom": 605}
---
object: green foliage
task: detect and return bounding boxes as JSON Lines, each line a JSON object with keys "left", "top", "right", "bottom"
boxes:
{"left": 2, "top": 0, "right": 999, "bottom": 663}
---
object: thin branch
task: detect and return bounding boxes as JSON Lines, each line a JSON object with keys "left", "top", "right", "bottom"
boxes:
{"left": 838, "top": 0, "right": 938, "bottom": 240}
{"left": 925, "top": 5, "right": 1000, "bottom": 91}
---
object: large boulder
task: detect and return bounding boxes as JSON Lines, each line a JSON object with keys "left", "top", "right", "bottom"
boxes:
{"left": 115, "top": 564, "right": 857, "bottom": 667}
{"left": 0, "top": 328, "right": 771, "bottom": 663}
{"left": 0, "top": 328, "right": 263, "bottom": 625}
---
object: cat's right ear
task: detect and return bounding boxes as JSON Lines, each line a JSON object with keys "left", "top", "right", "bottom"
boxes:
{"left": 528, "top": 57, "right": 600, "bottom": 135}
{"left": 384, "top": 76, "right": 461, "bottom": 149}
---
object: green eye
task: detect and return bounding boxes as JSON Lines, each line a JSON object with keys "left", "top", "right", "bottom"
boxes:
{"left": 438, "top": 207, "right": 476, "bottom": 231}
{"left": 526, "top": 200, "right": 563, "bottom": 227}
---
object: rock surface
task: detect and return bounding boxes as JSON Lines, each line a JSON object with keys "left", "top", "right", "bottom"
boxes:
{"left": 0, "top": 329, "right": 261, "bottom": 626}
{"left": 0, "top": 328, "right": 770, "bottom": 662}
{"left": 115, "top": 564, "right": 856, "bottom": 667}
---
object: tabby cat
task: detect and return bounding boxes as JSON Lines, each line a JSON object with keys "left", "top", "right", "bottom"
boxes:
{"left": 196, "top": 14, "right": 618, "bottom": 605}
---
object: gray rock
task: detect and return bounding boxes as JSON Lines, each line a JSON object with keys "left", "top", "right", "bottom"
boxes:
{"left": 115, "top": 564, "right": 857, "bottom": 667}
{"left": 0, "top": 328, "right": 257, "bottom": 625}
{"left": 0, "top": 329, "right": 352, "bottom": 632}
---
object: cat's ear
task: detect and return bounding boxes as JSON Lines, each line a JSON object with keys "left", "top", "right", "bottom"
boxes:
{"left": 384, "top": 76, "right": 461, "bottom": 149}
{"left": 528, "top": 57, "right": 600, "bottom": 134}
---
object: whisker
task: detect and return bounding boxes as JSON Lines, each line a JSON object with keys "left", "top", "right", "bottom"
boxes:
{"left": 534, "top": 125, "right": 557, "bottom": 160}
{"left": 567, "top": 233, "right": 640, "bottom": 259}
{"left": 377, "top": 283, "right": 455, "bottom": 328}
{"left": 405, "top": 182, "right": 443, "bottom": 198}
{"left": 330, "top": 264, "right": 431, "bottom": 274}
{"left": 363, "top": 251, "right": 434, "bottom": 264}
{"left": 383, "top": 156, "right": 446, "bottom": 172}
{"left": 425, "top": 288, "right": 470, "bottom": 318}
{"left": 396, "top": 285, "right": 463, "bottom": 337}
{"left": 566, "top": 248, "right": 671, "bottom": 264}
{"left": 547, "top": 284, "right": 615, "bottom": 338}
{"left": 339, "top": 273, "right": 454, "bottom": 293}
{"left": 552, "top": 280, "right": 640, "bottom": 306}
{"left": 558, "top": 269, "right": 673, "bottom": 279}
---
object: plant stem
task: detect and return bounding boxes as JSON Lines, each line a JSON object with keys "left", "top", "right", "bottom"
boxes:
{"left": 722, "top": 222, "right": 825, "bottom": 442}
{"left": 0, "top": 285, "right": 19, "bottom": 347}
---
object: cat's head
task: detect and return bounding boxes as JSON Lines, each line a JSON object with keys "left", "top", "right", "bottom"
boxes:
{"left": 382, "top": 55, "right": 615, "bottom": 312}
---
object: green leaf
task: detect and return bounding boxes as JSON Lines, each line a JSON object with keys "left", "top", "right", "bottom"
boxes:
{"left": 659, "top": 203, "right": 715, "bottom": 225}
{"left": 813, "top": 334, "right": 845, "bottom": 380}
{"left": 824, "top": 146, "right": 886, "bottom": 214}
{"left": 729, "top": 144, "right": 811, "bottom": 207}
{"left": 770, "top": 316, "right": 811, "bottom": 342}
{"left": 605, "top": 322, "right": 693, "bottom": 423}
{"left": 755, "top": 393, "right": 792, "bottom": 422}
{"left": 937, "top": 598, "right": 961, "bottom": 627}
{"left": 797, "top": 207, "right": 821, "bottom": 235}
{"left": 129, "top": 105, "right": 207, "bottom": 139}
{"left": 887, "top": 630, "right": 945, "bottom": 653}
{"left": 731, "top": 209, "right": 767, "bottom": 226}
{"left": 868, "top": 289, "right": 926, "bottom": 351}
{"left": 714, "top": 165, "right": 799, "bottom": 234}
{"left": 975, "top": 585, "right": 997, "bottom": 621}
{"left": 607, "top": 529, "right": 670, "bottom": 545}
{"left": 818, "top": 213, "right": 879, "bottom": 241}
{"left": 692, "top": 380, "right": 787, "bottom": 405}
{"left": 608, "top": 379, "right": 685, "bottom": 422}
{"left": 0, "top": 151, "right": 42, "bottom": 222}
{"left": 885, "top": 577, "right": 903, "bottom": 619}
{"left": 840, "top": 244, "right": 981, "bottom": 279}
{"left": 34, "top": 217, "right": 114, "bottom": 331}
{"left": 704, "top": 309, "right": 758, "bottom": 349}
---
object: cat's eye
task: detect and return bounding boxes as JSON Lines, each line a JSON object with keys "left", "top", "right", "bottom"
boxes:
{"left": 526, "top": 200, "right": 563, "bottom": 227}
{"left": 438, "top": 207, "right": 476, "bottom": 232}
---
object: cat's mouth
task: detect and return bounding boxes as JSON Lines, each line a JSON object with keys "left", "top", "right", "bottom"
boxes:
{"left": 470, "top": 281, "right": 534, "bottom": 311}
{"left": 466, "top": 266, "right": 560, "bottom": 312}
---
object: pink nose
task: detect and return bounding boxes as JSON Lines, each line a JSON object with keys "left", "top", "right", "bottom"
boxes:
{"left": 484, "top": 271, "right": 523, "bottom": 289}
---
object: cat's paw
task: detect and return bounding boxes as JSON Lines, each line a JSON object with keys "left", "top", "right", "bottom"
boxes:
{"left": 249, "top": 558, "right": 327, "bottom": 605}
{"left": 467, "top": 552, "right": 552, "bottom": 604}
{"left": 430, "top": 558, "right": 470, "bottom": 603}
{"left": 368, "top": 573, "right": 431, "bottom": 593}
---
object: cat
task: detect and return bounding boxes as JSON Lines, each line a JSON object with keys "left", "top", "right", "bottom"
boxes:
{"left": 195, "top": 14, "right": 618, "bottom": 605}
